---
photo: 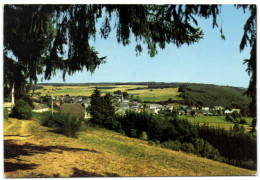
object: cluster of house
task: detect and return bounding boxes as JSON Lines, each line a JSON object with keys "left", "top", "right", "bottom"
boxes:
{"left": 29, "top": 94, "right": 241, "bottom": 118}
{"left": 114, "top": 95, "right": 174, "bottom": 115}
{"left": 114, "top": 96, "right": 241, "bottom": 116}
{"left": 31, "top": 94, "right": 91, "bottom": 118}
{"left": 177, "top": 105, "right": 240, "bottom": 116}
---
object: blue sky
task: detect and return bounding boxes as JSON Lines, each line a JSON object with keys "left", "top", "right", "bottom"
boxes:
{"left": 39, "top": 5, "right": 251, "bottom": 87}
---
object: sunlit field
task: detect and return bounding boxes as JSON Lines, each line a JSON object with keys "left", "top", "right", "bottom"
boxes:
{"left": 180, "top": 115, "right": 253, "bottom": 132}
{"left": 32, "top": 85, "right": 183, "bottom": 101}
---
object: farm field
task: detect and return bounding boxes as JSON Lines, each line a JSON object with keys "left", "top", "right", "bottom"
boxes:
{"left": 32, "top": 85, "right": 183, "bottom": 102}
{"left": 180, "top": 115, "right": 254, "bottom": 132}
{"left": 4, "top": 116, "right": 256, "bottom": 177}
{"left": 127, "top": 87, "right": 182, "bottom": 101}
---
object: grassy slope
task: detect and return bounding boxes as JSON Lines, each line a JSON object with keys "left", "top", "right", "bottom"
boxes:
{"left": 4, "top": 116, "right": 256, "bottom": 177}
{"left": 180, "top": 115, "right": 254, "bottom": 132}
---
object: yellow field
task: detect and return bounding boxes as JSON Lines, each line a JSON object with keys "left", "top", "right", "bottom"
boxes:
{"left": 127, "top": 87, "right": 182, "bottom": 101}
{"left": 4, "top": 117, "right": 256, "bottom": 177}
{"left": 32, "top": 85, "right": 183, "bottom": 101}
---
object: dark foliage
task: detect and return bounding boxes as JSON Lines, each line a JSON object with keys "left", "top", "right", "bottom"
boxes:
{"left": 11, "top": 99, "right": 32, "bottom": 120}
{"left": 179, "top": 84, "right": 251, "bottom": 110}
{"left": 90, "top": 88, "right": 116, "bottom": 128}
{"left": 41, "top": 112, "right": 83, "bottom": 138}
{"left": 196, "top": 123, "right": 256, "bottom": 170}
{"left": 99, "top": 109, "right": 256, "bottom": 170}
{"left": 161, "top": 140, "right": 182, "bottom": 151}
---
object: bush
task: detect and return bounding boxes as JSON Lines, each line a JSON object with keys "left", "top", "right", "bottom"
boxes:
{"left": 239, "top": 118, "right": 247, "bottom": 125}
{"left": 155, "top": 139, "right": 160, "bottom": 146}
{"left": 226, "top": 114, "right": 235, "bottom": 122}
{"left": 202, "top": 141, "right": 221, "bottom": 160}
{"left": 140, "top": 131, "right": 148, "bottom": 140}
{"left": 242, "top": 160, "right": 257, "bottom": 170}
{"left": 130, "top": 128, "right": 138, "bottom": 138}
{"left": 161, "top": 140, "right": 181, "bottom": 151}
{"left": 181, "top": 142, "right": 195, "bottom": 153}
{"left": 148, "top": 140, "right": 155, "bottom": 146}
{"left": 192, "top": 138, "right": 205, "bottom": 155}
{"left": 11, "top": 99, "right": 32, "bottom": 119}
{"left": 42, "top": 112, "right": 83, "bottom": 138}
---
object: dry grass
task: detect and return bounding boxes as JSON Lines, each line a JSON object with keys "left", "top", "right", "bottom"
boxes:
{"left": 4, "top": 117, "right": 256, "bottom": 178}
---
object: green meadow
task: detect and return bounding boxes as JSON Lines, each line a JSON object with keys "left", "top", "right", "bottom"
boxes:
{"left": 179, "top": 115, "right": 253, "bottom": 132}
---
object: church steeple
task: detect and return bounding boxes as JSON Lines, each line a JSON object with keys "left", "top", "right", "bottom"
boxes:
{"left": 121, "top": 94, "right": 124, "bottom": 104}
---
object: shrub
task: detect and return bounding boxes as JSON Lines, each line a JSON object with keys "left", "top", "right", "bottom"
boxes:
{"left": 140, "top": 131, "right": 148, "bottom": 140}
{"left": 42, "top": 112, "right": 83, "bottom": 138}
{"left": 192, "top": 138, "right": 205, "bottom": 155}
{"left": 11, "top": 99, "right": 32, "bottom": 119}
{"left": 225, "top": 114, "right": 235, "bottom": 122}
{"left": 161, "top": 140, "right": 181, "bottom": 151}
{"left": 148, "top": 140, "right": 155, "bottom": 146}
{"left": 242, "top": 160, "right": 257, "bottom": 170}
{"left": 239, "top": 118, "right": 247, "bottom": 125}
{"left": 181, "top": 142, "right": 195, "bottom": 153}
{"left": 130, "top": 128, "right": 138, "bottom": 138}
{"left": 231, "top": 111, "right": 241, "bottom": 119}
{"left": 41, "top": 112, "right": 55, "bottom": 127}
{"left": 202, "top": 141, "right": 221, "bottom": 160}
{"left": 155, "top": 139, "right": 160, "bottom": 146}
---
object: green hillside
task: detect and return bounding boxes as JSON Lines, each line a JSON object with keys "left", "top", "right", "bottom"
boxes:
{"left": 4, "top": 116, "right": 256, "bottom": 177}
{"left": 178, "top": 84, "right": 251, "bottom": 108}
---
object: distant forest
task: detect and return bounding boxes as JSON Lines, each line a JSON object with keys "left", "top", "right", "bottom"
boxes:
{"left": 178, "top": 84, "right": 250, "bottom": 109}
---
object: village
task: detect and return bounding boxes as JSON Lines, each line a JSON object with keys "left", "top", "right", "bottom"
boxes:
{"left": 23, "top": 91, "right": 241, "bottom": 119}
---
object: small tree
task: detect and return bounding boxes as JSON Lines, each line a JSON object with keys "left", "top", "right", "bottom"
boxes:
{"left": 90, "top": 88, "right": 104, "bottom": 125}
{"left": 90, "top": 88, "right": 115, "bottom": 128}
{"left": 123, "top": 92, "right": 129, "bottom": 99}
{"left": 251, "top": 118, "right": 256, "bottom": 134}
{"left": 190, "top": 110, "right": 195, "bottom": 117}
{"left": 233, "top": 123, "right": 240, "bottom": 133}
{"left": 11, "top": 99, "right": 32, "bottom": 119}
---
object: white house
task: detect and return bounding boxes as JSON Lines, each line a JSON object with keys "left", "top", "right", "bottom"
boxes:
{"left": 32, "top": 103, "right": 49, "bottom": 113}
{"left": 202, "top": 107, "right": 210, "bottom": 111}
{"left": 224, "top": 110, "right": 232, "bottom": 114}
{"left": 149, "top": 104, "right": 162, "bottom": 114}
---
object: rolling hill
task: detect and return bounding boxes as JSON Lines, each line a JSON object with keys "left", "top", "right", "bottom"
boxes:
{"left": 4, "top": 116, "right": 256, "bottom": 177}
{"left": 178, "top": 83, "right": 251, "bottom": 108}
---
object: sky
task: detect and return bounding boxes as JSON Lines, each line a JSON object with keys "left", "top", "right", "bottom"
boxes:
{"left": 6, "top": 4, "right": 253, "bottom": 88}
{"left": 37, "top": 4, "right": 252, "bottom": 88}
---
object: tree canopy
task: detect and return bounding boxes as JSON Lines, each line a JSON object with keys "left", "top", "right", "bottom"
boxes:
{"left": 3, "top": 4, "right": 256, "bottom": 113}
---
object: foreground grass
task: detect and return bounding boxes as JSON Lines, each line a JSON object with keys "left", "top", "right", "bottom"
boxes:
{"left": 4, "top": 115, "right": 256, "bottom": 177}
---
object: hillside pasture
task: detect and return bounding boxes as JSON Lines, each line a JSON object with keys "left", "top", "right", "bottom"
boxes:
{"left": 127, "top": 88, "right": 183, "bottom": 101}
{"left": 32, "top": 85, "right": 183, "bottom": 102}
{"left": 179, "top": 115, "right": 253, "bottom": 132}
